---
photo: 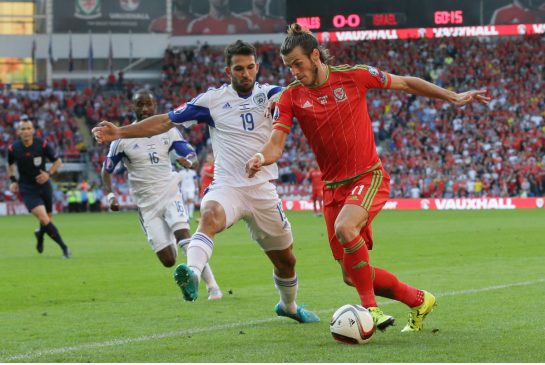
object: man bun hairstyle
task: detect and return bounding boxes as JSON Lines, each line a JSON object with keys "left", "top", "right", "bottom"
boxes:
{"left": 224, "top": 40, "right": 257, "bottom": 67}
{"left": 281, "top": 23, "right": 331, "bottom": 63}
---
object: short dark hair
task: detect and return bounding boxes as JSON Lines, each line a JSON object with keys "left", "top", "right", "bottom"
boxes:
{"left": 224, "top": 40, "right": 257, "bottom": 67}
{"left": 132, "top": 88, "right": 154, "bottom": 103}
{"left": 280, "top": 23, "right": 331, "bottom": 63}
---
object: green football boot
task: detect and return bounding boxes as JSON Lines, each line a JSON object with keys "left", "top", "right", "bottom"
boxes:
{"left": 401, "top": 291, "right": 437, "bottom": 332}
{"left": 174, "top": 264, "right": 199, "bottom": 301}
{"left": 368, "top": 306, "right": 395, "bottom": 331}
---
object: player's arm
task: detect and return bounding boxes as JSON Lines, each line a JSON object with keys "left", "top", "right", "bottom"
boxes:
{"left": 246, "top": 129, "right": 288, "bottom": 178}
{"left": 6, "top": 155, "right": 18, "bottom": 193}
{"left": 92, "top": 114, "right": 172, "bottom": 144}
{"left": 100, "top": 166, "right": 119, "bottom": 211}
{"left": 37, "top": 141, "right": 62, "bottom": 184}
{"left": 170, "top": 128, "right": 198, "bottom": 169}
{"left": 388, "top": 74, "right": 490, "bottom": 107}
{"left": 101, "top": 143, "right": 124, "bottom": 211}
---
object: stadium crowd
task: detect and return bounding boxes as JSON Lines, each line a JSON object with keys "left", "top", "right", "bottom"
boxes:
{"left": 1, "top": 35, "right": 544, "bottom": 206}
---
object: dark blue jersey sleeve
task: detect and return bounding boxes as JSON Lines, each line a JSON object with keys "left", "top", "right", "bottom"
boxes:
{"left": 168, "top": 93, "right": 215, "bottom": 127}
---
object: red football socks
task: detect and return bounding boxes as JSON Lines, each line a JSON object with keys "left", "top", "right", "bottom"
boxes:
{"left": 372, "top": 267, "right": 424, "bottom": 308}
{"left": 342, "top": 235, "right": 377, "bottom": 308}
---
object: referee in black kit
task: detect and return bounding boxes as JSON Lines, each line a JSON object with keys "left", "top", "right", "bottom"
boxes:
{"left": 7, "top": 119, "right": 71, "bottom": 258}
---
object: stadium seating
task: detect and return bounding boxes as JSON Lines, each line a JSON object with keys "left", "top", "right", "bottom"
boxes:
{"left": 1, "top": 36, "right": 544, "bottom": 204}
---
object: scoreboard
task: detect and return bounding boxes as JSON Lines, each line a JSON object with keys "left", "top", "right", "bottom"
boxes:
{"left": 287, "top": 0, "right": 545, "bottom": 31}
{"left": 286, "top": 0, "right": 545, "bottom": 41}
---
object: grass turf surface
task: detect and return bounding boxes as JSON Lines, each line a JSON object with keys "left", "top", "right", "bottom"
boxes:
{"left": 1, "top": 209, "right": 544, "bottom": 362}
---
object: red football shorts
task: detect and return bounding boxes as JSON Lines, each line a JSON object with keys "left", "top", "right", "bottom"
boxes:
{"left": 311, "top": 188, "right": 323, "bottom": 200}
{"left": 323, "top": 166, "right": 390, "bottom": 260}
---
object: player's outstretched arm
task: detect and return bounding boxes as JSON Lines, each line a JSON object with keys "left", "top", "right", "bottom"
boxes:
{"left": 246, "top": 129, "right": 288, "bottom": 178}
{"left": 389, "top": 74, "right": 491, "bottom": 107}
{"left": 92, "top": 114, "right": 173, "bottom": 144}
{"left": 101, "top": 166, "right": 120, "bottom": 211}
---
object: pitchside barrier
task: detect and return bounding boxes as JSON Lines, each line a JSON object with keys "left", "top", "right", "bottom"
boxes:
{"left": 1, "top": 197, "right": 544, "bottom": 215}
{"left": 280, "top": 197, "right": 545, "bottom": 211}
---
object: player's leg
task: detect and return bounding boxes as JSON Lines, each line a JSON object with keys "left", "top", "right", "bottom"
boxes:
{"left": 175, "top": 229, "right": 222, "bottom": 300}
{"left": 156, "top": 245, "right": 177, "bottom": 267}
{"left": 371, "top": 266, "right": 436, "bottom": 332}
{"left": 25, "top": 184, "right": 70, "bottom": 258}
{"left": 138, "top": 208, "right": 177, "bottom": 267}
{"left": 174, "top": 186, "right": 240, "bottom": 301}
{"left": 186, "top": 198, "right": 195, "bottom": 219}
{"left": 332, "top": 169, "right": 394, "bottom": 330}
{"left": 249, "top": 183, "right": 319, "bottom": 323}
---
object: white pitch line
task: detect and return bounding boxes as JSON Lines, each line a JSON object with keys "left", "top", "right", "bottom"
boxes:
{"left": 2, "top": 278, "right": 544, "bottom": 362}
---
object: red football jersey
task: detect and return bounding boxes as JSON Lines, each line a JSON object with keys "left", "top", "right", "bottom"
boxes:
{"left": 273, "top": 64, "right": 391, "bottom": 183}
{"left": 306, "top": 169, "right": 324, "bottom": 191}
{"left": 149, "top": 15, "right": 196, "bottom": 35}
{"left": 187, "top": 13, "right": 251, "bottom": 35}
{"left": 490, "top": 2, "right": 545, "bottom": 24}
{"left": 200, "top": 162, "right": 214, "bottom": 197}
{"left": 240, "top": 11, "right": 285, "bottom": 33}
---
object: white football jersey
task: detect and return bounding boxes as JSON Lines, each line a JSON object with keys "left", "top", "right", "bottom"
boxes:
{"left": 104, "top": 127, "right": 194, "bottom": 208}
{"left": 179, "top": 168, "right": 197, "bottom": 191}
{"left": 168, "top": 82, "right": 283, "bottom": 187}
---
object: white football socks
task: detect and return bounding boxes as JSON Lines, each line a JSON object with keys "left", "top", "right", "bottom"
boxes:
{"left": 273, "top": 273, "right": 298, "bottom": 314}
{"left": 178, "top": 236, "right": 218, "bottom": 289}
{"left": 186, "top": 232, "right": 214, "bottom": 279}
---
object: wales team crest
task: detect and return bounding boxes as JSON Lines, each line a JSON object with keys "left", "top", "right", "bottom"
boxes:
{"left": 333, "top": 87, "right": 347, "bottom": 101}
{"left": 75, "top": 0, "right": 102, "bottom": 19}
{"left": 253, "top": 93, "right": 266, "bottom": 106}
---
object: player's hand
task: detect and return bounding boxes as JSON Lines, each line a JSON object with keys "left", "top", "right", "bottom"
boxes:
{"left": 9, "top": 182, "right": 18, "bottom": 193}
{"left": 177, "top": 157, "right": 193, "bottom": 169}
{"left": 108, "top": 194, "right": 120, "bottom": 211}
{"left": 35, "top": 170, "right": 50, "bottom": 184}
{"left": 92, "top": 121, "right": 120, "bottom": 144}
{"left": 452, "top": 90, "right": 491, "bottom": 107}
{"left": 245, "top": 154, "right": 263, "bottom": 178}
{"left": 264, "top": 95, "right": 280, "bottom": 118}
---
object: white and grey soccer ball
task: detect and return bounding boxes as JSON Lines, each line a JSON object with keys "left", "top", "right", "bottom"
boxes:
{"left": 330, "top": 304, "right": 375, "bottom": 344}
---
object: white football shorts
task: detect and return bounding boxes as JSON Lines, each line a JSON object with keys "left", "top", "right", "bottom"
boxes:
{"left": 137, "top": 188, "right": 190, "bottom": 252}
{"left": 182, "top": 187, "right": 196, "bottom": 201}
{"left": 201, "top": 182, "right": 292, "bottom": 251}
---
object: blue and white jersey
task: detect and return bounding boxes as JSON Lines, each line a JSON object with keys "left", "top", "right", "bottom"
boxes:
{"left": 179, "top": 168, "right": 197, "bottom": 192}
{"left": 104, "top": 126, "right": 195, "bottom": 208}
{"left": 168, "top": 82, "right": 282, "bottom": 187}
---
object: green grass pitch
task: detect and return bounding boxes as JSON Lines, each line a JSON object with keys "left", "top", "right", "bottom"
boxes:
{"left": 1, "top": 209, "right": 544, "bottom": 362}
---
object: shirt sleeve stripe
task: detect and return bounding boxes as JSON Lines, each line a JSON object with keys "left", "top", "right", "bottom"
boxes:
{"left": 273, "top": 122, "right": 291, "bottom": 133}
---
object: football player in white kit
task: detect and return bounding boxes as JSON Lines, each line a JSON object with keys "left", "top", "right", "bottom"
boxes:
{"left": 93, "top": 41, "right": 319, "bottom": 323}
{"left": 101, "top": 89, "right": 223, "bottom": 300}
{"left": 178, "top": 166, "right": 198, "bottom": 220}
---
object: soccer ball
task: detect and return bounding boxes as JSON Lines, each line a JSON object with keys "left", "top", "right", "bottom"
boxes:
{"left": 330, "top": 304, "right": 375, "bottom": 344}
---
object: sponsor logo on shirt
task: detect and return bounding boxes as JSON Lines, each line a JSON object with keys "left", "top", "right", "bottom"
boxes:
{"left": 368, "top": 66, "right": 379, "bottom": 76}
{"left": 379, "top": 71, "right": 387, "bottom": 85}
{"left": 132, "top": 143, "right": 139, "bottom": 149}
{"left": 333, "top": 87, "right": 347, "bottom": 102}
{"left": 253, "top": 92, "right": 266, "bottom": 106}
{"left": 222, "top": 102, "right": 232, "bottom": 109}
{"left": 302, "top": 100, "right": 312, "bottom": 108}
{"left": 317, "top": 95, "right": 328, "bottom": 105}
{"left": 174, "top": 103, "right": 187, "bottom": 113}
